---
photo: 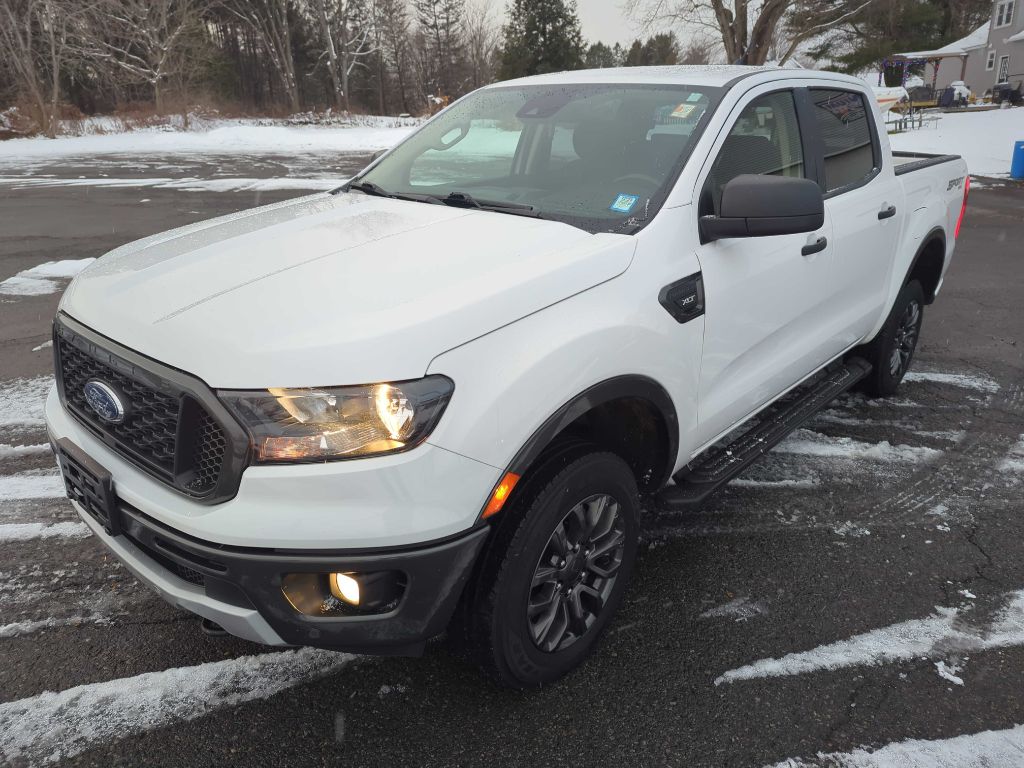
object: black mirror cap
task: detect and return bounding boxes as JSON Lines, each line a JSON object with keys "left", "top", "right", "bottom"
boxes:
{"left": 701, "top": 174, "right": 824, "bottom": 241}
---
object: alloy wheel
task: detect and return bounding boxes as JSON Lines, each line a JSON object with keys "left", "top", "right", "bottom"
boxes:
{"left": 889, "top": 299, "right": 921, "bottom": 377}
{"left": 526, "top": 493, "right": 626, "bottom": 653}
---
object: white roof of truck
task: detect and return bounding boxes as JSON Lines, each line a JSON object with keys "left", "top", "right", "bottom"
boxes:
{"left": 491, "top": 65, "right": 869, "bottom": 90}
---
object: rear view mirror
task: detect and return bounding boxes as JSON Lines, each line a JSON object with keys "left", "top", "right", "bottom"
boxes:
{"left": 700, "top": 174, "right": 824, "bottom": 242}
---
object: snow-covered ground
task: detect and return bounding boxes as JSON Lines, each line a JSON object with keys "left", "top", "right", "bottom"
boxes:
{"left": 889, "top": 108, "right": 1024, "bottom": 177}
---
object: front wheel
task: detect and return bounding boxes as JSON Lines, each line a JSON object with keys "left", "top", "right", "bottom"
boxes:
{"left": 858, "top": 280, "right": 925, "bottom": 397}
{"left": 468, "top": 449, "right": 639, "bottom": 688}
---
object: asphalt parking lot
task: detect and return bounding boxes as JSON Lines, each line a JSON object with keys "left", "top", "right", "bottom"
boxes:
{"left": 1, "top": 159, "right": 1023, "bottom": 767}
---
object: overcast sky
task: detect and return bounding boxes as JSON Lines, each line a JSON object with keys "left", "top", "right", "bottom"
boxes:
{"left": 575, "top": 0, "right": 644, "bottom": 46}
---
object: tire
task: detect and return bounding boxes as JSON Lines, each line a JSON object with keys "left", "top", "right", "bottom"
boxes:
{"left": 858, "top": 280, "right": 925, "bottom": 397}
{"left": 466, "top": 448, "right": 639, "bottom": 689}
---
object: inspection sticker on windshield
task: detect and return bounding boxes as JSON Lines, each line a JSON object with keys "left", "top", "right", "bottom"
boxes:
{"left": 670, "top": 104, "right": 697, "bottom": 119}
{"left": 610, "top": 194, "right": 640, "bottom": 213}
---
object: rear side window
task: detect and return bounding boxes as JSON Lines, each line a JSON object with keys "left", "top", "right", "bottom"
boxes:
{"left": 703, "top": 90, "right": 804, "bottom": 214}
{"left": 808, "top": 89, "right": 877, "bottom": 193}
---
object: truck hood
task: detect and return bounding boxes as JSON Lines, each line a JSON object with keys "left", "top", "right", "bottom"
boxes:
{"left": 61, "top": 193, "right": 635, "bottom": 388}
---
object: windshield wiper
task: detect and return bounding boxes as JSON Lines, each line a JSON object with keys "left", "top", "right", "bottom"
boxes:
{"left": 440, "top": 192, "right": 543, "bottom": 218}
{"left": 344, "top": 180, "right": 444, "bottom": 205}
{"left": 346, "top": 180, "right": 392, "bottom": 198}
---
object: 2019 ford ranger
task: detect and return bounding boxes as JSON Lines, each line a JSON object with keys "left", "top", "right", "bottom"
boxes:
{"left": 46, "top": 66, "right": 970, "bottom": 688}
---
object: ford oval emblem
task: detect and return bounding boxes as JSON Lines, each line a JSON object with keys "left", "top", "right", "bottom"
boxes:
{"left": 83, "top": 380, "right": 126, "bottom": 424}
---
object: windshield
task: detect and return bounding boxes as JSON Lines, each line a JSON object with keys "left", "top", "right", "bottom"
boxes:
{"left": 352, "top": 83, "right": 723, "bottom": 233}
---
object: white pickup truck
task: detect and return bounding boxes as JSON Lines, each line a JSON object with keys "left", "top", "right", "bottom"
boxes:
{"left": 46, "top": 66, "right": 969, "bottom": 688}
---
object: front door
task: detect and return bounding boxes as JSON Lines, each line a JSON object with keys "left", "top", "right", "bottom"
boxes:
{"left": 692, "top": 88, "right": 838, "bottom": 447}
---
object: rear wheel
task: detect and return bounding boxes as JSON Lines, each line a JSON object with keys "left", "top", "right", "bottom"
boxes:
{"left": 858, "top": 280, "right": 924, "bottom": 397}
{"left": 467, "top": 448, "right": 639, "bottom": 688}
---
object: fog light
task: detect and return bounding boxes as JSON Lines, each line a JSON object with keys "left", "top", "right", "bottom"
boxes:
{"left": 330, "top": 572, "right": 361, "bottom": 605}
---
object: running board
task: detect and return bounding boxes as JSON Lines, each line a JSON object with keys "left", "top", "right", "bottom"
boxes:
{"left": 656, "top": 357, "right": 871, "bottom": 511}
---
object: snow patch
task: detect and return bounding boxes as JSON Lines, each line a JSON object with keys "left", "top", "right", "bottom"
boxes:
{"left": 700, "top": 596, "right": 768, "bottom": 622}
{"left": 716, "top": 589, "right": 1024, "bottom": 685}
{"left": 0, "top": 613, "right": 110, "bottom": 639}
{"left": 902, "top": 370, "right": 1000, "bottom": 394}
{"left": 0, "top": 259, "right": 95, "bottom": 296}
{"left": 768, "top": 723, "right": 1024, "bottom": 767}
{"left": 833, "top": 521, "right": 871, "bottom": 537}
{"left": 0, "top": 522, "right": 89, "bottom": 542}
{"left": 774, "top": 430, "right": 942, "bottom": 463}
{"left": 0, "top": 472, "right": 64, "bottom": 500}
{"left": 0, "top": 376, "right": 52, "bottom": 426}
{"left": 998, "top": 436, "right": 1024, "bottom": 475}
{"left": 731, "top": 478, "right": 819, "bottom": 489}
{"left": 935, "top": 659, "right": 964, "bottom": 685}
{"left": 0, "top": 443, "right": 51, "bottom": 459}
{"left": 31, "top": 340, "right": 52, "bottom": 352}
{"left": 0, "top": 648, "right": 354, "bottom": 765}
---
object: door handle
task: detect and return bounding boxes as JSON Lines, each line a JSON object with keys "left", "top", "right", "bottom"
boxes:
{"left": 878, "top": 204, "right": 897, "bottom": 220}
{"left": 801, "top": 236, "right": 827, "bottom": 256}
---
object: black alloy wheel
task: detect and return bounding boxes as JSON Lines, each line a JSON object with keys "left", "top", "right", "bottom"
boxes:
{"left": 527, "top": 493, "right": 626, "bottom": 653}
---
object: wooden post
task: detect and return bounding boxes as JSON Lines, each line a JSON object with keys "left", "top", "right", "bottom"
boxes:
{"left": 960, "top": 55, "right": 968, "bottom": 81}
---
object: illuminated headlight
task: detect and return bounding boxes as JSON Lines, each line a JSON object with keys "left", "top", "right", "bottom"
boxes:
{"left": 219, "top": 376, "right": 453, "bottom": 462}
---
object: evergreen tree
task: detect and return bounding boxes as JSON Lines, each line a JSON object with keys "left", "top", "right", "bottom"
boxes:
{"left": 584, "top": 41, "right": 617, "bottom": 68}
{"left": 414, "top": 0, "right": 464, "bottom": 97}
{"left": 499, "top": 0, "right": 584, "bottom": 80}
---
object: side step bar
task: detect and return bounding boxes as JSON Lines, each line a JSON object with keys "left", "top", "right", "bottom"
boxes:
{"left": 656, "top": 357, "right": 872, "bottom": 512}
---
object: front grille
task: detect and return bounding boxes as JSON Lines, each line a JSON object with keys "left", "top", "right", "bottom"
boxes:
{"left": 54, "top": 317, "right": 245, "bottom": 502}
{"left": 58, "top": 338, "right": 180, "bottom": 474}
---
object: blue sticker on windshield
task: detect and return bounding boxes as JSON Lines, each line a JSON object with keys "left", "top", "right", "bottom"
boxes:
{"left": 610, "top": 194, "right": 640, "bottom": 213}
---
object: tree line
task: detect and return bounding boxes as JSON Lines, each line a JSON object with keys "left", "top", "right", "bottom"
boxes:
{"left": 0, "top": 0, "right": 996, "bottom": 138}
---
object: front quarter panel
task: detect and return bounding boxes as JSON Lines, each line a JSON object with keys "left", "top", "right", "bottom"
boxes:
{"left": 425, "top": 208, "right": 704, "bottom": 479}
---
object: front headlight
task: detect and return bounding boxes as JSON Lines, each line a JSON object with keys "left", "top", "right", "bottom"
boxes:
{"left": 219, "top": 376, "right": 454, "bottom": 463}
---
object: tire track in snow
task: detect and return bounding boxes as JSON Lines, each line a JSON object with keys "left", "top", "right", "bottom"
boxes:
{"left": 0, "top": 648, "right": 355, "bottom": 766}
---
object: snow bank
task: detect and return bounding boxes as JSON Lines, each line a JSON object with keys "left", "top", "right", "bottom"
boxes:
{"left": 0, "top": 648, "right": 354, "bottom": 765}
{"left": 0, "top": 176, "right": 345, "bottom": 193}
{"left": 0, "top": 122, "right": 417, "bottom": 160}
{"left": 889, "top": 108, "right": 1024, "bottom": 177}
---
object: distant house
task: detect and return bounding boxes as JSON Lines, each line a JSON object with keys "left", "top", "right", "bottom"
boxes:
{"left": 890, "top": 0, "right": 1024, "bottom": 94}
{"left": 965, "top": 0, "right": 1024, "bottom": 91}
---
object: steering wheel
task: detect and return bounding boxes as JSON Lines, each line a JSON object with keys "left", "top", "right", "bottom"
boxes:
{"left": 613, "top": 173, "right": 660, "bottom": 188}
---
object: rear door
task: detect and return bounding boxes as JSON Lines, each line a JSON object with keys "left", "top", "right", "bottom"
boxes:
{"left": 691, "top": 87, "right": 837, "bottom": 447}
{"left": 807, "top": 87, "right": 903, "bottom": 347}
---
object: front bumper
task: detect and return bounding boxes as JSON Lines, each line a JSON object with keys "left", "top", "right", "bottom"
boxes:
{"left": 74, "top": 497, "right": 489, "bottom": 654}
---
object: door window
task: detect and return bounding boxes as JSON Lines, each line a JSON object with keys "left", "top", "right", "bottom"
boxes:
{"left": 703, "top": 91, "right": 804, "bottom": 214}
{"left": 808, "top": 89, "right": 877, "bottom": 193}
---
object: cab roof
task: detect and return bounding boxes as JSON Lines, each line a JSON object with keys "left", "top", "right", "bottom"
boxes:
{"left": 489, "top": 65, "right": 868, "bottom": 91}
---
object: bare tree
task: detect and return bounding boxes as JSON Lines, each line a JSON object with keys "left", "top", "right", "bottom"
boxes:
{"left": 313, "top": 0, "right": 376, "bottom": 111}
{"left": 229, "top": 0, "right": 301, "bottom": 113}
{"left": 626, "top": 0, "right": 876, "bottom": 66}
{"left": 0, "top": 0, "right": 84, "bottom": 136}
{"left": 375, "top": 0, "right": 412, "bottom": 112}
{"left": 79, "top": 0, "right": 205, "bottom": 115}
{"left": 462, "top": 0, "right": 498, "bottom": 89}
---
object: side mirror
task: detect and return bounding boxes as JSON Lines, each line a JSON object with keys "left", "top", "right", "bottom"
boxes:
{"left": 700, "top": 174, "right": 824, "bottom": 242}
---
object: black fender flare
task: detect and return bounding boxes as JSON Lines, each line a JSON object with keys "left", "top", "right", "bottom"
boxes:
{"left": 904, "top": 227, "right": 946, "bottom": 303}
{"left": 504, "top": 374, "right": 679, "bottom": 490}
